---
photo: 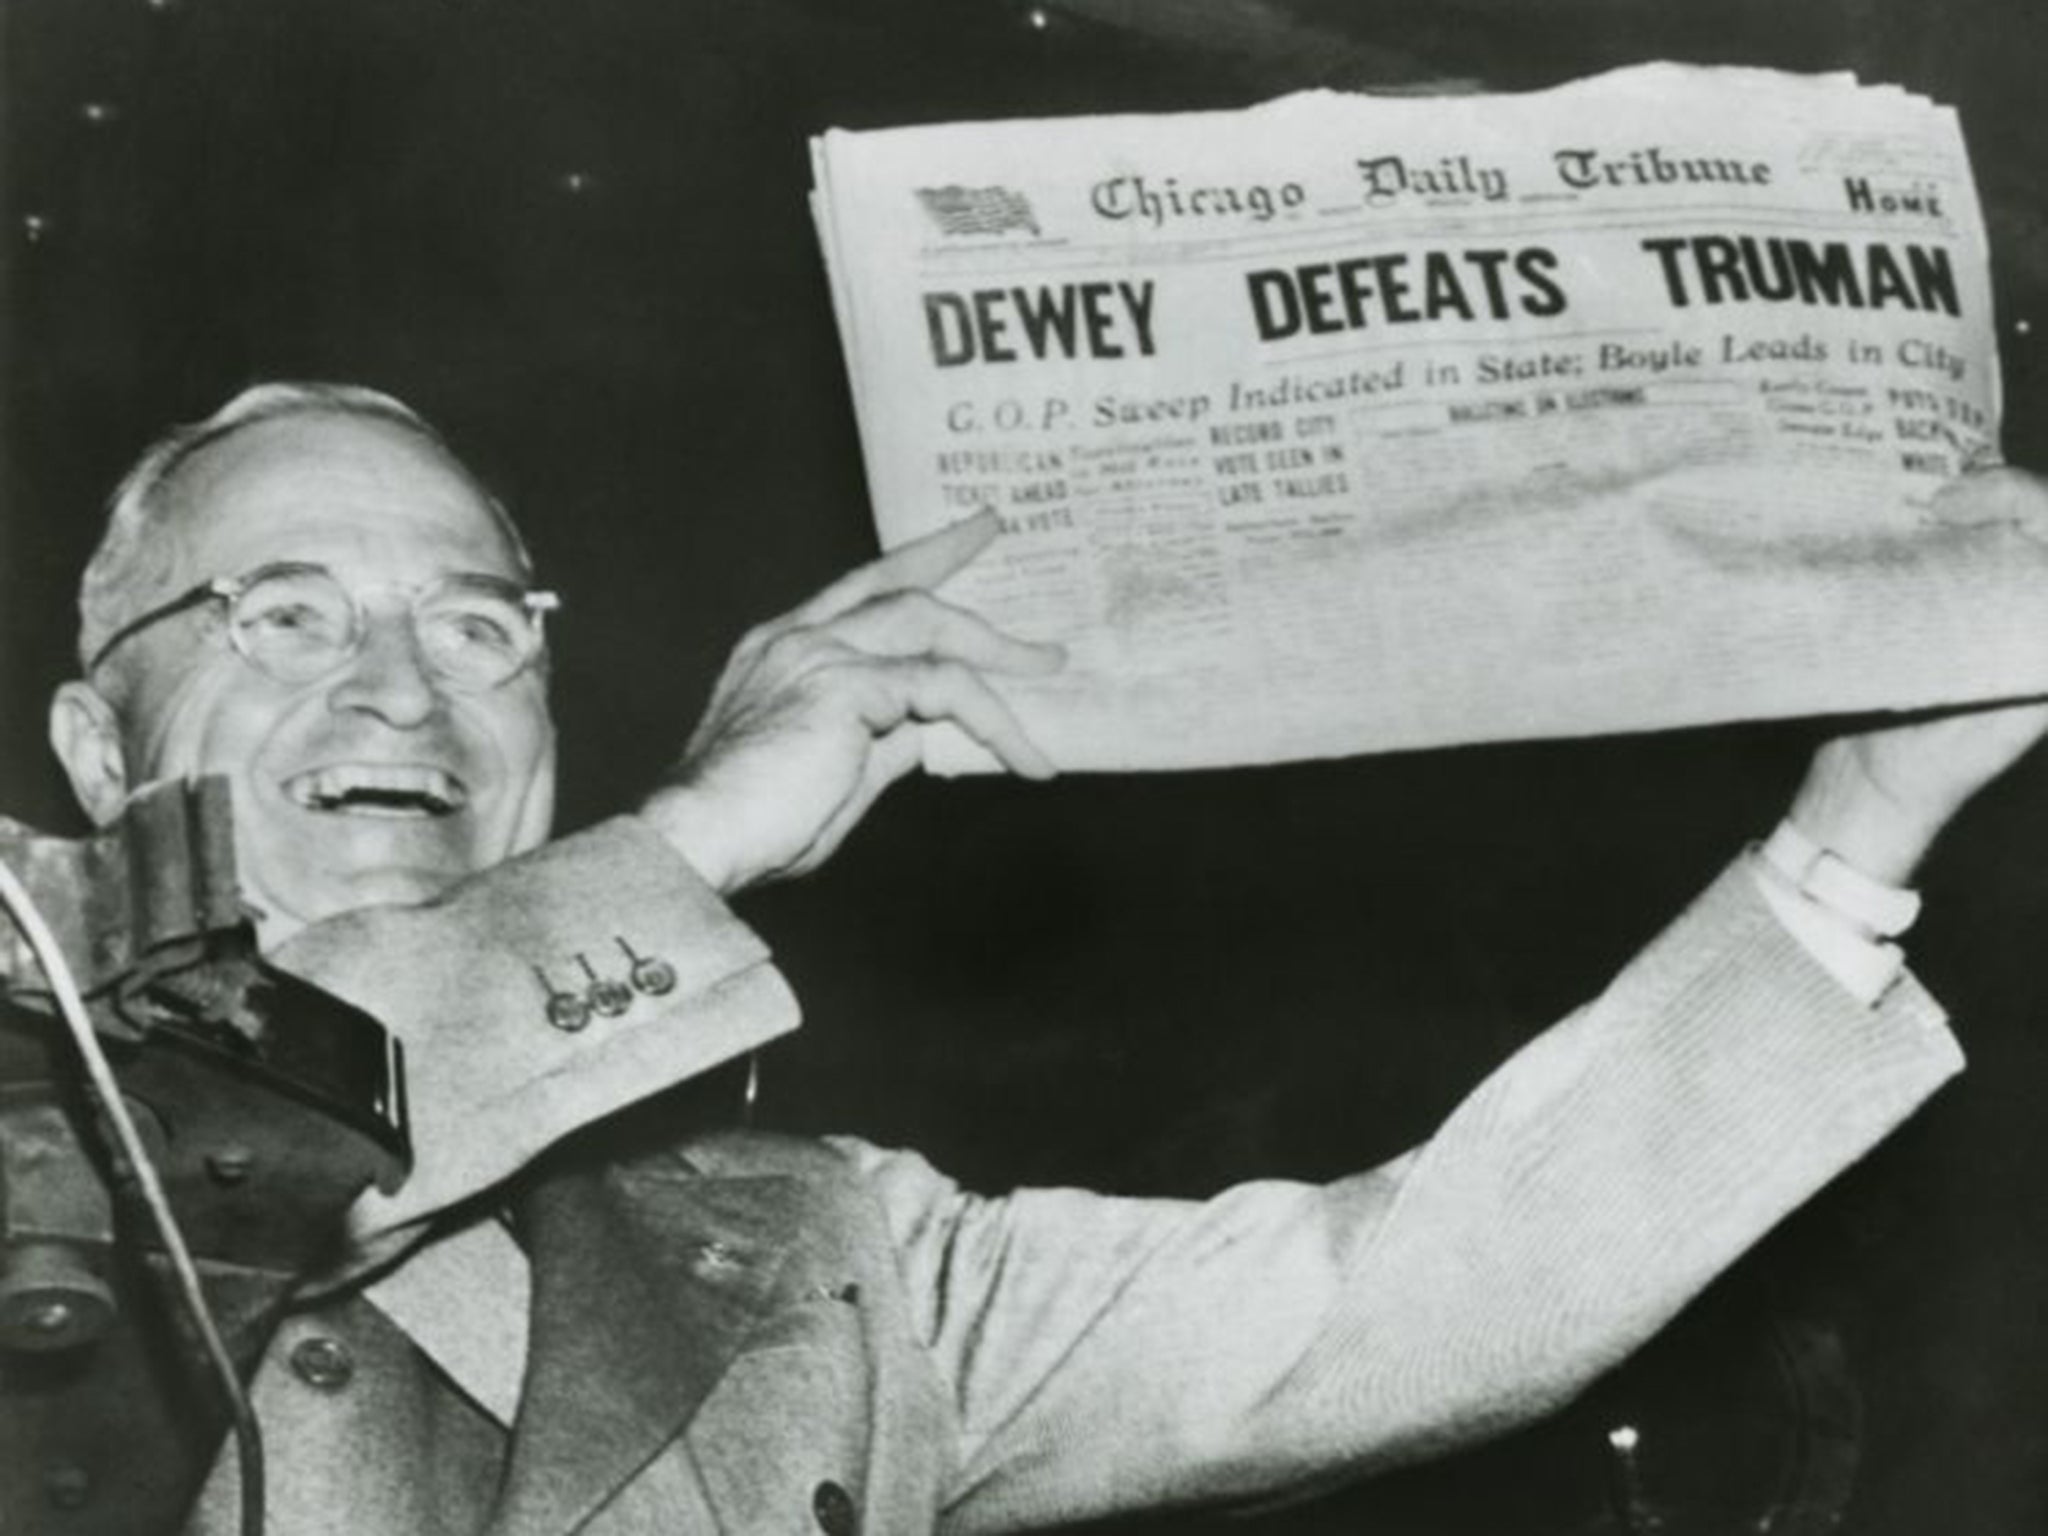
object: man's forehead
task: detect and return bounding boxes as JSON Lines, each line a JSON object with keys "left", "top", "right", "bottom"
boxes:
{"left": 155, "top": 409, "right": 526, "bottom": 572}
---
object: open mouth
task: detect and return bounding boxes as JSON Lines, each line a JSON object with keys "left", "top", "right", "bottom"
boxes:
{"left": 283, "top": 764, "right": 468, "bottom": 818}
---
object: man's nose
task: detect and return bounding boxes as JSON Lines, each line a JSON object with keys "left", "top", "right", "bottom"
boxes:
{"left": 326, "top": 613, "right": 442, "bottom": 727}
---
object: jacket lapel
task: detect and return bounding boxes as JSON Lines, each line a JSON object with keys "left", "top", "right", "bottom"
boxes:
{"left": 485, "top": 1159, "right": 813, "bottom": 1535}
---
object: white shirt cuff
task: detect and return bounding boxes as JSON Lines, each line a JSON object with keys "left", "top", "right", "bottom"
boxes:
{"left": 1750, "top": 822, "right": 1918, "bottom": 1005}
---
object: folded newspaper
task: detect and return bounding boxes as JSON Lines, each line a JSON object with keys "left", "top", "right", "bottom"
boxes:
{"left": 810, "top": 65, "right": 2045, "bottom": 773}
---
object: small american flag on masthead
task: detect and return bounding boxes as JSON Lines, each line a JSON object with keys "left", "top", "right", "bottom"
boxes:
{"left": 913, "top": 185, "right": 1041, "bottom": 238}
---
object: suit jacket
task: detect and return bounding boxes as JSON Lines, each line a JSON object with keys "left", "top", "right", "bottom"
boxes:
{"left": 184, "top": 829, "right": 1960, "bottom": 1536}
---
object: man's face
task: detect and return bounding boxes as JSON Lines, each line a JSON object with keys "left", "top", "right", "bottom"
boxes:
{"left": 90, "top": 412, "right": 557, "bottom": 941}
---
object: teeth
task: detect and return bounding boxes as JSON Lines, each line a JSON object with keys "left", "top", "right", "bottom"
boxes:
{"left": 285, "top": 764, "right": 467, "bottom": 816}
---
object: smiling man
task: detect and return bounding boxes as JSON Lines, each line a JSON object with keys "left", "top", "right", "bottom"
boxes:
{"left": 52, "top": 389, "right": 557, "bottom": 940}
{"left": 28, "top": 381, "right": 2048, "bottom": 1535}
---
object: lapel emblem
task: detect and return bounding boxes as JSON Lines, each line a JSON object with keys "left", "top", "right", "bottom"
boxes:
{"left": 485, "top": 1159, "right": 827, "bottom": 1535}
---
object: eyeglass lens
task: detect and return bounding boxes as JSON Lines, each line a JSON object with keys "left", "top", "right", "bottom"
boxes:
{"left": 229, "top": 568, "right": 541, "bottom": 687}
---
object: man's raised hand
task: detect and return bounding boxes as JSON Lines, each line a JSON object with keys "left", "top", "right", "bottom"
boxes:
{"left": 1789, "top": 467, "right": 2048, "bottom": 883}
{"left": 641, "top": 511, "right": 1063, "bottom": 892}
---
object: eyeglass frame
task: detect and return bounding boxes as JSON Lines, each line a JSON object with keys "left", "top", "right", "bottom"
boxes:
{"left": 86, "top": 560, "right": 562, "bottom": 690}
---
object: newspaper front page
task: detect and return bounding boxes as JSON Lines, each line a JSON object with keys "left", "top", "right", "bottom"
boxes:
{"left": 812, "top": 66, "right": 2043, "bottom": 773}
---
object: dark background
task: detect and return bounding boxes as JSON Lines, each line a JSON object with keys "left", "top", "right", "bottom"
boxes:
{"left": 4, "top": 2, "right": 2046, "bottom": 1532}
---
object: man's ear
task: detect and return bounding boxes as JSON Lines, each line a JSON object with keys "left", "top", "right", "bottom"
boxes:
{"left": 49, "top": 681, "right": 131, "bottom": 827}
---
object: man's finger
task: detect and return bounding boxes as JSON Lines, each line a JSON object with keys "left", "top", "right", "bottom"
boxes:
{"left": 828, "top": 591, "right": 1065, "bottom": 676}
{"left": 792, "top": 510, "right": 1002, "bottom": 625}
{"left": 851, "top": 657, "right": 1057, "bottom": 780}
{"left": 1931, "top": 464, "right": 2046, "bottom": 520}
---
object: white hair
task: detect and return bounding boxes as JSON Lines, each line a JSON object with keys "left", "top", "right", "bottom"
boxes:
{"left": 77, "top": 381, "right": 533, "bottom": 673}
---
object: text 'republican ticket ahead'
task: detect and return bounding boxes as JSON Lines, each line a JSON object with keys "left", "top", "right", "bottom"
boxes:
{"left": 811, "top": 66, "right": 2042, "bottom": 774}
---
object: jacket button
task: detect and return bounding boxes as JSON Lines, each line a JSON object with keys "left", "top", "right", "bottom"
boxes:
{"left": 812, "top": 1479, "right": 857, "bottom": 1536}
{"left": 628, "top": 954, "right": 677, "bottom": 996}
{"left": 43, "top": 1463, "right": 91, "bottom": 1510}
{"left": 289, "top": 1335, "right": 355, "bottom": 1391}
{"left": 587, "top": 977, "right": 634, "bottom": 1018}
{"left": 545, "top": 991, "right": 592, "bottom": 1032}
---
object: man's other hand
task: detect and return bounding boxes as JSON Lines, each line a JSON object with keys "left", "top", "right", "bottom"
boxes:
{"left": 1790, "top": 467, "right": 2048, "bottom": 883}
{"left": 640, "top": 511, "right": 1063, "bottom": 892}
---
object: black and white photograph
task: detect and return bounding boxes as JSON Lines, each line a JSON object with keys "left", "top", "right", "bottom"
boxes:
{"left": 3, "top": 3, "right": 2046, "bottom": 1533}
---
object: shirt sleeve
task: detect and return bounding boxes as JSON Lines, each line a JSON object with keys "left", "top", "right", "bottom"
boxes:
{"left": 838, "top": 854, "right": 1962, "bottom": 1534}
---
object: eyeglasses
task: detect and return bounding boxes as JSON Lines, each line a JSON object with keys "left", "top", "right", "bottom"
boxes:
{"left": 88, "top": 561, "right": 561, "bottom": 691}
